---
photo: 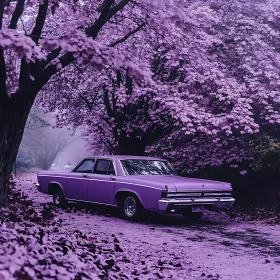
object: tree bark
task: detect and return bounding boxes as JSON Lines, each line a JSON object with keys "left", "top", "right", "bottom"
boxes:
{"left": 0, "top": 95, "right": 34, "bottom": 207}
{"left": 0, "top": 0, "right": 133, "bottom": 208}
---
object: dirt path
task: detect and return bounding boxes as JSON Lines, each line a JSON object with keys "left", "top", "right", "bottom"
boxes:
{"left": 16, "top": 173, "right": 280, "bottom": 280}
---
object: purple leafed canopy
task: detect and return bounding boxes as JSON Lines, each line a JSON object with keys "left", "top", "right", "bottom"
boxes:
{"left": 1, "top": 0, "right": 280, "bottom": 177}
{"left": 32, "top": 0, "right": 280, "bottom": 172}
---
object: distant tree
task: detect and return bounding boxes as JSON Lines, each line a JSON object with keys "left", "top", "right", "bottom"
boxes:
{"left": 36, "top": 131, "right": 74, "bottom": 170}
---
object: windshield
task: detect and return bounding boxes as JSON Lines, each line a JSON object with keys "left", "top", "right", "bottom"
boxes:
{"left": 121, "top": 159, "right": 178, "bottom": 176}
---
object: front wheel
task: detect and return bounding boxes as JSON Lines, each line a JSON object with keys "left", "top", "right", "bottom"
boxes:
{"left": 181, "top": 210, "right": 203, "bottom": 222}
{"left": 53, "top": 187, "right": 67, "bottom": 207}
{"left": 122, "top": 195, "right": 143, "bottom": 221}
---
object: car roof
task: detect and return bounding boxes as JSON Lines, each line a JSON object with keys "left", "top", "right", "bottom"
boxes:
{"left": 84, "top": 155, "right": 164, "bottom": 161}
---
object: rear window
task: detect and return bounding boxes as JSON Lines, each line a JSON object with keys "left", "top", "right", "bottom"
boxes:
{"left": 121, "top": 159, "right": 177, "bottom": 176}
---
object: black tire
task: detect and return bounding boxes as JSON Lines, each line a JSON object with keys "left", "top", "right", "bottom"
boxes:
{"left": 121, "top": 195, "right": 144, "bottom": 221}
{"left": 181, "top": 210, "right": 203, "bottom": 222}
{"left": 53, "top": 187, "right": 67, "bottom": 208}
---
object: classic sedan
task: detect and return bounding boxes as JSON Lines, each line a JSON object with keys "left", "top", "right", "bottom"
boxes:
{"left": 36, "top": 156, "right": 235, "bottom": 221}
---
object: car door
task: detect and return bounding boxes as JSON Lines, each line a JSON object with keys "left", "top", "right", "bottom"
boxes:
{"left": 65, "top": 159, "right": 95, "bottom": 201}
{"left": 87, "top": 159, "right": 116, "bottom": 205}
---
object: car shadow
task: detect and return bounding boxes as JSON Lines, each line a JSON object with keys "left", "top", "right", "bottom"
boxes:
{"left": 58, "top": 201, "right": 228, "bottom": 227}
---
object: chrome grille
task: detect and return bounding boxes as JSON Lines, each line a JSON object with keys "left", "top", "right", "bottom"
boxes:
{"left": 167, "top": 191, "right": 231, "bottom": 198}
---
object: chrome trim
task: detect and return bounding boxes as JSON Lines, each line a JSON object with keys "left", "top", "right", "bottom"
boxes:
{"left": 116, "top": 181, "right": 162, "bottom": 190}
{"left": 166, "top": 192, "right": 231, "bottom": 198}
{"left": 64, "top": 157, "right": 118, "bottom": 176}
{"left": 202, "top": 192, "right": 232, "bottom": 197}
{"left": 68, "top": 177, "right": 86, "bottom": 180}
{"left": 37, "top": 175, "right": 161, "bottom": 190}
{"left": 167, "top": 192, "right": 201, "bottom": 197}
{"left": 67, "top": 198, "right": 117, "bottom": 207}
{"left": 112, "top": 159, "right": 118, "bottom": 176}
{"left": 87, "top": 178, "right": 115, "bottom": 183}
{"left": 38, "top": 175, "right": 66, "bottom": 178}
{"left": 118, "top": 159, "right": 128, "bottom": 176}
{"left": 158, "top": 197, "right": 235, "bottom": 211}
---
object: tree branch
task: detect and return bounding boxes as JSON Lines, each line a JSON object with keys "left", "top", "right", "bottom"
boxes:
{"left": 0, "top": 48, "right": 7, "bottom": 99}
{"left": 0, "top": 0, "right": 4, "bottom": 29}
{"left": 109, "top": 22, "right": 145, "bottom": 47}
{"left": 9, "top": 0, "right": 25, "bottom": 29}
{"left": 30, "top": 0, "right": 48, "bottom": 44}
{"left": 0, "top": 1, "right": 6, "bottom": 99}
{"left": 19, "top": 0, "right": 49, "bottom": 86}
{"left": 80, "top": 95, "right": 93, "bottom": 111}
{"left": 108, "top": 0, "right": 131, "bottom": 18}
{"left": 86, "top": 0, "right": 115, "bottom": 39}
{"left": 23, "top": 0, "right": 132, "bottom": 100}
{"left": 103, "top": 86, "right": 114, "bottom": 118}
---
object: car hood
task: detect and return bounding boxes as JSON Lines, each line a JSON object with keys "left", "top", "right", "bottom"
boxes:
{"left": 125, "top": 175, "right": 231, "bottom": 192}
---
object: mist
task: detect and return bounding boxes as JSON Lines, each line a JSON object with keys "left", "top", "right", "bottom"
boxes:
{"left": 16, "top": 109, "right": 93, "bottom": 173}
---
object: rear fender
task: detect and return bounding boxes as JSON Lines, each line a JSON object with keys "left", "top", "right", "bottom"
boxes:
{"left": 115, "top": 189, "right": 145, "bottom": 208}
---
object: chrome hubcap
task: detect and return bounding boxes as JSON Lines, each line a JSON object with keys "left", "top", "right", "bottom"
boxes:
{"left": 54, "top": 189, "right": 63, "bottom": 205}
{"left": 124, "top": 197, "right": 137, "bottom": 217}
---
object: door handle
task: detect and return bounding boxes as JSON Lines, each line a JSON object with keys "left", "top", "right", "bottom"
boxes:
{"left": 110, "top": 176, "right": 116, "bottom": 181}
{"left": 82, "top": 174, "right": 88, "bottom": 178}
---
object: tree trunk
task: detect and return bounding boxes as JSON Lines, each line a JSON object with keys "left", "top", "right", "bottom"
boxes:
{"left": 0, "top": 95, "right": 34, "bottom": 208}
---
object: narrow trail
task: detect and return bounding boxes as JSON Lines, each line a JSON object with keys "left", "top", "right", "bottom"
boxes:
{"left": 16, "top": 173, "right": 280, "bottom": 280}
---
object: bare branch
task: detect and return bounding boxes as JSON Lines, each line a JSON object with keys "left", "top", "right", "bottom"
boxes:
{"left": 0, "top": 0, "right": 4, "bottom": 29}
{"left": 9, "top": 0, "right": 25, "bottom": 29}
{"left": 19, "top": 0, "right": 49, "bottom": 86}
{"left": 109, "top": 22, "right": 145, "bottom": 47}
{"left": 86, "top": 0, "right": 115, "bottom": 39}
{"left": 30, "top": 0, "right": 48, "bottom": 44}
{"left": 25, "top": 0, "right": 132, "bottom": 100}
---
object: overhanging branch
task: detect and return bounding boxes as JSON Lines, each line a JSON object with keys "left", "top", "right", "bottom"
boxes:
{"left": 24, "top": 0, "right": 132, "bottom": 100}
{"left": 109, "top": 22, "right": 145, "bottom": 47}
{"left": 30, "top": 0, "right": 48, "bottom": 44}
{"left": 9, "top": 0, "right": 25, "bottom": 29}
{"left": 86, "top": 0, "right": 114, "bottom": 39}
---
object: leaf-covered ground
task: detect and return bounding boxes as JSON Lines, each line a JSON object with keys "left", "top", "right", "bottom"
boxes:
{"left": 1, "top": 173, "right": 280, "bottom": 280}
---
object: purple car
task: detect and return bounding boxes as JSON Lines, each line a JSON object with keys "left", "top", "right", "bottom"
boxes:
{"left": 36, "top": 155, "right": 235, "bottom": 221}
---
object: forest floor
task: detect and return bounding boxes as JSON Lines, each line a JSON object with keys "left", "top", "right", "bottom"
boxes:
{"left": 0, "top": 173, "right": 280, "bottom": 280}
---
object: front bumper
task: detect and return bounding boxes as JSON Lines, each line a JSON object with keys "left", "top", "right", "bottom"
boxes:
{"left": 158, "top": 197, "right": 235, "bottom": 212}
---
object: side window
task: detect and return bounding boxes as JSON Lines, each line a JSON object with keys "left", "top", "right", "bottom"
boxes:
{"left": 108, "top": 161, "right": 116, "bottom": 176}
{"left": 94, "top": 159, "right": 111, "bottom": 175}
{"left": 75, "top": 159, "right": 95, "bottom": 173}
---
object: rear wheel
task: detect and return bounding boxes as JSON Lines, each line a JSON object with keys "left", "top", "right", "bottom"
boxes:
{"left": 181, "top": 210, "right": 203, "bottom": 222}
{"left": 53, "top": 187, "right": 67, "bottom": 207}
{"left": 121, "top": 195, "right": 144, "bottom": 221}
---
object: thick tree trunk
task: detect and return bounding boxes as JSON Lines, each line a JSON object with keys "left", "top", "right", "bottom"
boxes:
{"left": 0, "top": 95, "right": 34, "bottom": 208}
